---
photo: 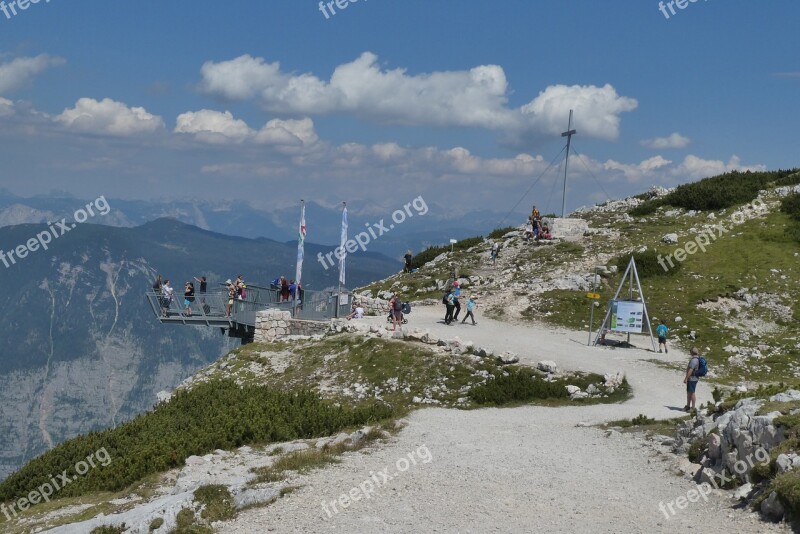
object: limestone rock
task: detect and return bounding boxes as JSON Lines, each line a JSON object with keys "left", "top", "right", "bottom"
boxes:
{"left": 537, "top": 360, "right": 558, "bottom": 374}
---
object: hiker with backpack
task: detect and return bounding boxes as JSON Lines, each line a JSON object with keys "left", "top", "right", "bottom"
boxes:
{"left": 443, "top": 289, "right": 455, "bottom": 325}
{"left": 656, "top": 319, "right": 669, "bottom": 353}
{"left": 683, "top": 347, "right": 707, "bottom": 412}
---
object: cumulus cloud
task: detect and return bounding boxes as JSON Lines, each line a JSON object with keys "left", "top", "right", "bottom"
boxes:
{"left": 672, "top": 155, "right": 766, "bottom": 180}
{"left": 604, "top": 155, "right": 673, "bottom": 183}
{"left": 253, "top": 117, "right": 318, "bottom": 146}
{"left": 641, "top": 132, "right": 690, "bottom": 149}
{"left": 175, "top": 109, "right": 252, "bottom": 143}
{"left": 198, "top": 53, "right": 636, "bottom": 140}
{"left": 519, "top": 84, "right": 638, "bottom": 140}
{"left": 174, "top": 109, "right": 319, "bottom": 150}
{"left": 0, "top": 54, "right": 65, "bottom": 96}
{"left": 55, "top": 98, "right": 165, "bottom": 136}
{"left": 0, "top": 97, "right": 14, "bottom": 117}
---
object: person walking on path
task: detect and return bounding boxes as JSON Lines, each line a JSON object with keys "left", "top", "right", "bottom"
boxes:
{"left": 444, "top": 289, "right": 456, "bottom": 325}
{"left": 452, "top": 281, "right": 462, "bottom": 322}
{"left": 490, "top": 242, "right": 499, "bottom": 266}
{"left": 656, "top": 320, "right": 669, "bottom": 353}
{"left": 389, "top": 294, "right": 403, "bottom": 331}
{"left": 461, "top": 296, "right": 477, "bottom": 325}
{"left": 683, "top": 347, "right": 701, "bottom": 412}
{"left": 403, "top": 250, "right": 413, "bottom": 273}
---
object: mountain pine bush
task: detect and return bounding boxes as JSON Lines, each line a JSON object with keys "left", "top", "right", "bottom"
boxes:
{"left": 0, "top": 380, "right": 393, "bottom": 505}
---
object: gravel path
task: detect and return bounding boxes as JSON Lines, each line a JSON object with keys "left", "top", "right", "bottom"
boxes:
{"left": 219, "top": 306, "right": 787, "bottom": 533}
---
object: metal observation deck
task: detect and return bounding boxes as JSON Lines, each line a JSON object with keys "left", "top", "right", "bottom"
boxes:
{"left": 146, "top": 284, "right": 351, "bottom": 341}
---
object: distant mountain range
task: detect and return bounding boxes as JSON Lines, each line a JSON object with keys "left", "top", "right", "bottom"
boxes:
{"left": 0, "top": 217, "right": 399, "bottom": 481}
{"left": 0, "top": 191, "right": 513, "bottom": 258}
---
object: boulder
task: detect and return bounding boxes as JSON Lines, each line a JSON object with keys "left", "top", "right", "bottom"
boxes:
{"left": 537, "top": 360, "right": 558, "bottom": 374}
{"left": 499, "top": 351, "right": 519, "bottom": 364}
{"left": 662, "top": 233, "right": 679, "bottom": 244}
{"left": 565, "top": 385, "right": 581, "bottom": 395}
{"left": 760, "top": 491, "right": 785, "bottom": 521}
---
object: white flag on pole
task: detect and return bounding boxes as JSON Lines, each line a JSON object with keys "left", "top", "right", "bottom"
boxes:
{"left": 339, "top": 205, "right": 347, "bottom": 286}
{"left": 295, "top": 201, "right": 306, "bottom": 285}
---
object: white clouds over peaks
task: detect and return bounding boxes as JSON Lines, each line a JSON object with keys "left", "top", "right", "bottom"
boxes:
{"left": 520, "top": 84, "right": 638, "bottom": 140}
{"left": 198, "top": 53, "right": 636, "bottom": 139}
{"left": 56, "top": 98, "right": 165, "bottom": 136}
{"left": 0, "top": 97, "right": 14, "bottom": 117}
{"left": 174, "top": 109, "right": 319, "bottom": 148}
{"left": 641, "top": 132, "right": 691, "bottom": 149}
{"left": 0, "top": 54, "right": 65, "bottom": 96}
{"left": 175, "top": 109, "right": 252, "bottom": 143}
{"left": 674, "top": 155, "right": 766, "bottom": 180}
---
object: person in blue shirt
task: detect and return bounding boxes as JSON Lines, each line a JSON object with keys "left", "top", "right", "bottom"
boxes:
{"left": 452, "top": 281, "right": 462, "bottom": 322}
{"left": 656, "top": 320, "right": 669, "bottom": 353}
{"left": 461, "top": 296, "right": 477, "bottom": 325}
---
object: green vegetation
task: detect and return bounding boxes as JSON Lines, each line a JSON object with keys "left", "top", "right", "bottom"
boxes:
{"left": 0, "top": 380, "right": 393, "bottom": 506}
{"left": 195, "top": 485, "right": 236, "bottom": 522}
{"left": 90, "top": 527, "right": 126, "bottom": 534}
{"left": 251, "top": 427, "right": 384, "bottom": 484}
{"left": 781, "top": 192, "right": 800, "bottom": 243}
{"left": 410, "top": 236, "right": 484, "bottom": 269}
{"left": 615, "top": 250, "right": 681, "bottom": 278}
{"left": 468, "top": 366, "right": 630, "bottom": 407}
{"left": 171, "top": 508, "right": 213, "bottom": 534}
{"left": 488, "top": 226, "right": 517, "bottom": 239}
{"left": 630, "top": 169, "right": 799, "bottom": 215}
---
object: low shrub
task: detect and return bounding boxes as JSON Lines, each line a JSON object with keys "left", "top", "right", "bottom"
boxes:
{"left": 0, "top": 380, "right": 393, "bottom": 505}
{"left": 614, "top": 250, "right": 681, "bottom": 278}
{"left": 488, "top": 226, "right": 516, "bottom": 239}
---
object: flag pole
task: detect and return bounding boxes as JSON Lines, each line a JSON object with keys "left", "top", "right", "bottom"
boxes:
{"left": 294, "top": 199, "right": 305, "bottom": 318}
{"left": 336, "top": 201, "right": 347, "bottom": 318}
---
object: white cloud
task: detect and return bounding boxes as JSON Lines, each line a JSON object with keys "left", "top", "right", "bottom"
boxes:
{"left": 253, "top": 117, "right": 318, "bottom": 146}
{"left": 198, "top": 53, "right": 636, "bottom": 140}
{"left": 0, "top": 54, "right": 65, "bottom": 96}
{"left": 672, "top": 155, "right": 766, "bottom": 180}
{"left": 519, "top": 84, "right": 638, "bottom": 140}
{"left": 55, "top": 98, "right": 165, "bottom": 136}
{"left": 0, "top": 97, "right": 14, "bottom": 117}
{"left": 604, "top": 155, "right": 673, "bottom": 183}
{"left": 175, "top": 109, "right": 252, "bottom": 143}
{"left": 641, "top": 132, "right": 690, "bottom": 149}
{"left": 174, "top": 110, "right": 319, "bottom": 150}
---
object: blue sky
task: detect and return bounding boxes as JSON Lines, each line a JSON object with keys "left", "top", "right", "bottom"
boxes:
{"left": 0, "top": 0, "right": 798, "bottom": 219}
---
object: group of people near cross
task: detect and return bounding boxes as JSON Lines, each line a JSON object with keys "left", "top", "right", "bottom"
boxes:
{"left": 524, "top": 205, "right": 552, "bottom": 242}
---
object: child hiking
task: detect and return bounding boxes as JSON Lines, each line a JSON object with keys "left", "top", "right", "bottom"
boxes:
{"left": 656, "top": 320, "right": 669, "bottom": 353}
{"left": 461, "top": 296, "right": 477, "bottom": 325}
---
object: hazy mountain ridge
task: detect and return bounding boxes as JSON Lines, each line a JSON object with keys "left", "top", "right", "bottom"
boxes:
{"left": 0, "top": 192, "right": 510, "bottom": 255}
{"left": 0, "top": 218, "right": 399, "bottom": 481}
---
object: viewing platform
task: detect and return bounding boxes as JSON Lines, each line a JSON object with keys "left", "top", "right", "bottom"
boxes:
{"left": 146, "top": 284, "right": 351, "bottom": 341}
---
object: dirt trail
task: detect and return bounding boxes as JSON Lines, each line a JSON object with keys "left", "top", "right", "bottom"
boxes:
{"left": 219, "top": 307, "right": 786, "bottom": 533}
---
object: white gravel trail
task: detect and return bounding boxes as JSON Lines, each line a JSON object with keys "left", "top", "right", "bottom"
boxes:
{"left": 219, "top": 306, "right": 787, "bottom": 533}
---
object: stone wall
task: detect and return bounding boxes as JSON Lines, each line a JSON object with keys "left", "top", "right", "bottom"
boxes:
{"left": 352, "top": 295, "right": 390, "bottom": 316}
{"left": 254, "top": 310, "right": 330, "bottom": 342}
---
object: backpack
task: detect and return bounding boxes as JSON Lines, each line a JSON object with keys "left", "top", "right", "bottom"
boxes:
{"left": 695, "top": 357, "right": 708, "bottom": 377}
{"left": 442, "top": 293, "right": 449, "bottom": 305}
{"left": 402, "top": 302, "right": 411, "bottom": 314}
